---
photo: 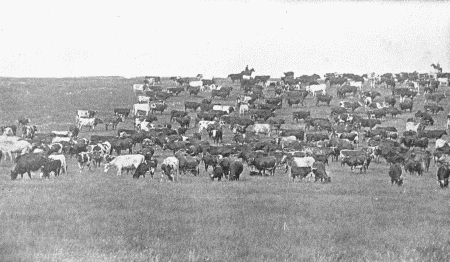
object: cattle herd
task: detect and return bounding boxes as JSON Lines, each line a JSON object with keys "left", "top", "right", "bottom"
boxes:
{"left": 2, "top": 69, "right": 450, "bottom": 188}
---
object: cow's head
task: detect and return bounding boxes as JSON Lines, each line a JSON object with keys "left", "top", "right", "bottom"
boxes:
{"left": 10, "top": 170, "right": 18, "bottom": 180}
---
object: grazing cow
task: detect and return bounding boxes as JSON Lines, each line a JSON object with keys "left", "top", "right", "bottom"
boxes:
{"left": 41, "top": 159, "right": 62, "bottom": 178}
{"left": 436, "top": 166, "right": 450, "bottom": 188}
{"left": 312, "top": 162, "right": 331, "bottom": 183}
{"left": 210, "top": 166, "right": 224, "bottom": 181}
{"left": 104, "top": 154, "right": 145, "bottom": 176}
{"left": 76, "top": 152, "right": 93, "bottom": 172}
{"left": 248, "top": 156, "right": 277, "bottom": 176}
{"left": 48, "top": 154, "right": 68, "bottom": 174}
{"left": 253, "top": 124, "right": 272, "bottom": 136}
{"left": 290, "top": 166, "right": 313, "bottom": 182}
{"left": 229, "top": 161, "right": 244, "bottom": 181}
{"left": 10, "top": 153, "right": 48, "bottom": 180}
{"left": 389, "top": 163, "right": 403, "bottom": 186}
{"left": 0, "top": 138, "right": 32, "bottom": 161}
{"left": 424, "top": 103, "right": 444, "bottom": 114}
{"left": 77, "top": 118, "right": 103, "bottom": 131}
{"left": 161, "top": 156, "right": 180, "bottom": 182}
{"left": 316, "top": 94, "right": 333, "bottom": 106}
{"left": 133, "top": 159, "right": 158, "bottom": 179}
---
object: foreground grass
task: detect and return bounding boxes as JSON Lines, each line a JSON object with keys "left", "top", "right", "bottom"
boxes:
{"left": 1, "top": 161, "right": 449, "bottom": 262}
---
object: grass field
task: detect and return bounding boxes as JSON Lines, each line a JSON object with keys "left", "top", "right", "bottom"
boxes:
{"left": 1, "top": 76, "right": 450, "bottom": 262}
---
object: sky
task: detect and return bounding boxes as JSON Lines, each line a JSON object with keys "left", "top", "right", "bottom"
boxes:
{"left": 0, "top": 0, "right": 449, "bottom": 78}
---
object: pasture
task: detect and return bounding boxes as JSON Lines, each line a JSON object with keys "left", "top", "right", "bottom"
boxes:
{"left": 1, "top": 76, "right": 450, "bottom": 262}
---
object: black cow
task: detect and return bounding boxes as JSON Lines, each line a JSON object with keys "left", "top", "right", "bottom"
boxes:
{"left": 114, "top": 108, "right": 130, "bottom": 118}
{"left": 424, "top": 103, "right": 444, "bottom": 114}
{"left": 133, "top": 159, "right": 158, "bottom": 179}
{"left": 170, "top": 110, "right": 188, "bottom": 121}
{"left": 185, "top": 101, "right": 201, "bottom": 111}
{"left": 291, "top": 166, "right": 312, "bottom": 182}
{"left": 389, "top": 163, "right": 403, "bottom": 186}
{"left": 210, "top": 166, "right": 224, "bottom": 181}
{"left": 11, "top": 153, "right": 48, "bottom": 180}
{"left": 229, "top": 161, "right": 243, "bottom": 181}
{"left": 312, "top": 162, "right": 331, "bottom": 183}
{"left": 248, "top": 156, "right": 277, "bottom": 176}
{"left": 292, "top": 111, "right": 310, "bottom": 122}
{"left": 41, "top": 159, "right": 62, "bottom": 178}
{"left": 437, "top": 166, "right": 450, "bottom": 188}
{"left": 110, "top": 138, "right": 133, "bottom": 155}
{"left": 202, "top": 154, "right": 218, "bottom": 171}
{"left": 104, "top": 115, "right": 123, "bottom": 131}
{"left": 342, "top": 156, "right": 369, "bottom": 173}
{"left": 316, "top": 94, "right": 333, "bottom": 106}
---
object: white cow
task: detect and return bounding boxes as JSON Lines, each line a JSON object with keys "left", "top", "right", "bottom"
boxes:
{"left": 138, "top": 95, "right": 151, "bottom": 103}
{"left": 253, "top": 124, "right": 272, "bottom": 136}
{"left": 239, "top": 104, "right": 249, "bottom": 116}
{"left": 51, "top": 131, "right": 73, "bottom": 137}
{"left": 436, "top": 138, "right": 448, "bottom": 149}
{"left": 48, "top": 154, "right": 68, "bottom": 174}
{"left": 132, "top": 103, "right": 151, "bottom": 116}
{"left": 291, "top": 156, "right": 316, "bottom": 167}
{"left": 438, "top": 78, "right": 449, "bottom": 86}
{"left": 405, "top": 121, "right": 422, "bottom": 132}
{"left": 51, "top": 136, "right": 73, "bottom": 144}
{"left": 104, "top": 154, "right": 145, "bottom": 176}
{"left": 212, "top": 105, "right": 235, "bottom": 114}
{"left": 133, "top": 84, "right": 145, "bottom": 93}
{"left": 306, "top": 84, "right": 326, "bottom": 96}
{"left": 161, "top": 156, "right": 180, "bottom": 182}
{"left": 189, "top": 81, "right": 203, "bottom": 88}
{"left": 0, "top": 139, "right": 32, "bottom": 161}
{"left": 77, "top": 118, "right": 102, "bottom": 131}
{"left": 278, "top": 136, "right": 297, "bottom": 149}
{"left": 198, "top": 121, "right": 217, "bottom": 133}
{"left": 348, "top": 81, "right": 363, "bottom": 90}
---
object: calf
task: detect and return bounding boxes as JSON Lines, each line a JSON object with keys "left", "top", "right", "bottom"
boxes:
{"left": 77, "top": 152, "right": 93, "bottom": 172}
{"left": 41, "top": 159, "right": 62, "bottom": 178}
{"left": 437, "top": 166, "right": 450, "bottom": 188}
{"left": 389, "top": 163, "right": 403, "bottom": 186}
{"left": 210, "top": 166, "right": 224, "bottom": 181}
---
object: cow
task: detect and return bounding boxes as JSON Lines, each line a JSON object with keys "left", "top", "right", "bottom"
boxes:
{"left": 104, "top": 154, "right": 145, "bottom": 176}
{"left": 312, "top": 162, "right": 331, "bottom": 183}
{"left": 212, "top": 105, "right": 235, "bottom": 114}
{"left": 342, "top": 156, "right": 369, "bottom": 173}
{"left": 17, "top": 117, "right": 31, "bottom": 127}
{"left": 132, "top": 103, "right": 152, "bottom": 116}
{"left": 316, "top": 94, "right": 333, "bottom": 106}
{"left": 239, "top": 104, "right": 249, "bottom": 116}
{"left": 161, "top": 156, "right": 180, "bottom": 182}
{"left": 290, "top": 166, "right": 313, "bottom": 182}
{"left": 248, "top": 156, "right": 277, "bottom": 176}
{"left": 184, "top": 101, "right": 201, "bottom": 111}
{"left": 170, "top": 110, "right": 189, "bottom": 122}
{"left": 132, "top": 159, "right": 158, "bottom": 179}
{"left": 40, "top": 159, "right": 62, "bottom": 178}
{"left": 151, "top": 103, "right": 168, "bottom": 114}
{"left": 0, "top": 138, "right": 33, "bottom": 162}
{"left": 76, "top": 110, "right": 97, "bottom": 120}
{"left": 340, "top": 101, "right": 363, "bottom": 112}
{"left": 306, "top": 84, "right": 326, "bottom": 96}
{"left": 228, "top": 73, "right": 242, "bottom": 83}
{"left": 175, "top": 116, "right": 191, "bottom": 128}
{"left": 114, "top": 108, "right": 130, "bottom": 118}
{"left": 229, "top": 161, "right": 244, "bottom": 181}
{"left": 9, "top": 153, "right": 48, "bottom": 180}
{"left": 253, "top": 124, "right": 272, "bottom": 136}
{"left": 389, "top": 163, "right": 403, "bottom": 186}
{"left": 77, "top": 118, "right": 103, "bottom": 131}
{"left": 210, "top": 166, "right": 224, "bottom": 181}
{"left": 424, "top": 103, "right": 444, "bottom": 114}
{"left": 436, "top": 166, "right": 450, "bottom": 188}
{"left": 250, "top": 109, "right": 275, "bottom": 121}
{"left": 211, "top": 129, "right": 223, "bottom": 144}
{"left": 337, "top": 85, "right": 358, "bottom": 97}
{"left": 21, "top": 125, "right": 37, "bottom": 139}
{"left": 104, "top": 115, "right": 123, "bottom": 131}
{"left": 48, "top": 154, "right": 68, "bottom": 174}
{"left": 76, "top": 152, "right": 93, "bottom": 172}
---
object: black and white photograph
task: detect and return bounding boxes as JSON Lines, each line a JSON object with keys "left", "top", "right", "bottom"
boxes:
{"left": 1, "top": 0, "right": 450, "bottom": 261}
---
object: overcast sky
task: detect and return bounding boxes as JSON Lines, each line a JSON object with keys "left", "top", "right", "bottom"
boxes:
{"left": 0, "top": 0, "right": 449, "bottom": 78}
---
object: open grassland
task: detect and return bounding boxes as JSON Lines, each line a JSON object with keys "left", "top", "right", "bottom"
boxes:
{"left": 1, "top": 77, "right": 450, "bottom": 261}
